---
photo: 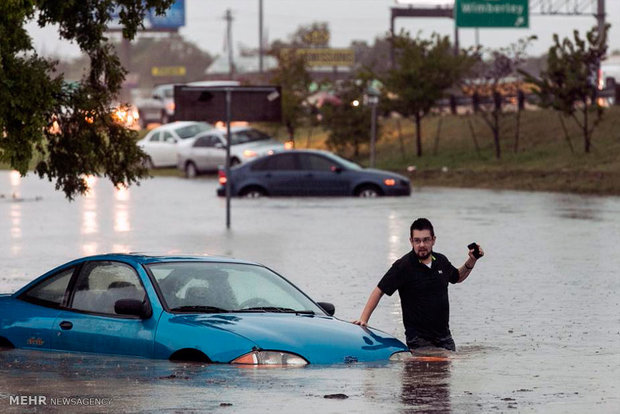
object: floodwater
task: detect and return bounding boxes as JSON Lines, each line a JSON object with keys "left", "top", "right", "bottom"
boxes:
{"left": 1, "top": 171, "right": 619, "bottom": 413}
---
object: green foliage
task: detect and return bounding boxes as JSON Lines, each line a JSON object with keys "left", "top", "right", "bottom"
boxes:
{"left": 465, "top": 36, "right": 536, "bottom": 159}
{"left": 0, "top": 0, "right": 174, "bottom": 199}
{"left": 382, "top": 31, "right": 476, "bottom": 156}
{"left": 270, "top": 24, "right": 316, "bottom": 141}
{"left": 321, "top": 79, "right": 374, "bottom": 157}
{"left": 521, "top": 26, "right": 608, "bottom": 153}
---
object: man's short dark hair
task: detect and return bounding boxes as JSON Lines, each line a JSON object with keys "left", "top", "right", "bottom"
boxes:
{"left": 410, "top": 218, "right": 435, "bottom": 238}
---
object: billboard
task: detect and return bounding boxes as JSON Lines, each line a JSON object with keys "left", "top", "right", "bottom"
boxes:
{"left": 109, "top": 0, "right": 185, "bottom": 31}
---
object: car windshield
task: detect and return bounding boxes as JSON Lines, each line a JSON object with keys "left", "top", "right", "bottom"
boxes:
{"left": 146, "top": 262, "right": 325, "bottom": 314}
{"left": 229, "top": 129, "right": 271, "bottom": 145}
{"left": 174, "top": 123, "right": 212, "bottom": 139}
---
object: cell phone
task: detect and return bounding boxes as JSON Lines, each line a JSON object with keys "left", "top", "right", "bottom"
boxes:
{"left": 467, "top": 242, "right": 482, "bottom": 259}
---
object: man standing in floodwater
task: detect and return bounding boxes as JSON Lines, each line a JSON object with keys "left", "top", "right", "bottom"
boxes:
{"left": 353, "top": 218, "right": 484, "bottom": 351}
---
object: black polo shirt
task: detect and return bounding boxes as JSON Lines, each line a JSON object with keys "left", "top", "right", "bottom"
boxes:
{"left": 378, "top": 250, "right": 459, "bottom": 342}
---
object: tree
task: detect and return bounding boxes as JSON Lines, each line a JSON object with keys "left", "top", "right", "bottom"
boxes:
{"left": 321, "top": 78, "right": 375, "bottom": 157}
{"left": 382, "top": 32, "right": 475, "bottom": 157}
{"left": 1, "top": 0, "right": 174, "bottom": 199}
{"left": 463, "top": 37, "right": 535, "bottom": 158}
{"left": 269, "top": 50, "right": 312, "bottom": 144}
{"left": 269, "top": 23, "right": 322, "bottom": 143}
{"left": 521, "top": 26, "right": 608, "bottom": 153}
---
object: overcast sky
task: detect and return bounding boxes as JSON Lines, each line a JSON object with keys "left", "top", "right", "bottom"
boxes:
{"left": 27, "top": 0, "right": 620, "bottom": 60}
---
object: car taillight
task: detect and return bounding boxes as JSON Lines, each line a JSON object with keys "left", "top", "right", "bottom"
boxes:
{"left": 218, "top": 170, "right": 227, "bottom": 185}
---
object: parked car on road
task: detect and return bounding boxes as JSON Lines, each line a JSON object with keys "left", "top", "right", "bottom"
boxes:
{"left": 136, "top": 121, "right": 212, "bottom": 168}
{"left": 177, "top": 126, "right": 285, "bottom": 178}
{"left": 0, "top": 254, "right": 408, "bottom": 364}
{"left": 217, "top": 150, "right": 411, "bottom": 197}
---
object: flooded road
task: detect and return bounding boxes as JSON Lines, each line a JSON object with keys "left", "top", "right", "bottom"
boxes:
{"left": 1, "top": 171, "right": 619, "bottom": 412}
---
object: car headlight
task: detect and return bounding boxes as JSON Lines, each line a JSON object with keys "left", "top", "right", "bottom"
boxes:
{"left": 242, "top": 149, "right": 257, "bottom": 158}
{"left": 231, "top": 350, "right": 308, "bottom": 366}
{"left": 389, "top": 351, "right": 412, "bottom": 361}
{"left": 384, "top": 178, "right": 396, "bottom": 186}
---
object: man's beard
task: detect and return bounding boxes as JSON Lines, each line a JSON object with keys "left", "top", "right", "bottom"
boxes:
{"left": 416, "top": 249, "right": 432, "bottom": 261}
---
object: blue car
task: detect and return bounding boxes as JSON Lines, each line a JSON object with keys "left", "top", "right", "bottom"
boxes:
{"left": 0, "top": 254, "right": 408, "bottom": 365}
{"left": 217, "top": 149, "right": 411, "bottom": 197}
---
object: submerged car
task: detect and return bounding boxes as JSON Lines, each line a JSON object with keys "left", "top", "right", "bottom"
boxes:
{"left": 217, "top": 149, "right": 411, "bottom": 197}
{"left": 0, "top": 254, "right": 408, "bottom": 364}
{"left": 177, "top": 126, "right": 285, "bottom": 178}
{"left": 136, "top": 121, "right": 212, "bottom": 168}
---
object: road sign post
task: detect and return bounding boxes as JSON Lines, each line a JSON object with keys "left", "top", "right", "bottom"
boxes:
{"left": 174, "top": 85, "right": 282, "bottom": 229}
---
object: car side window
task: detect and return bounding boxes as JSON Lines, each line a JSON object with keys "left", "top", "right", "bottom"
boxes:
{"left": 162, "top": 131, "right": 175, "bottom": 143}
{"left": 193, "top": 136, "right": 211, "bottom": 148}
{"left": 262, "top": 153, "right": 297, "bottom": 171}
{"left": 70, "top": 262, "right": 146, "bottom": 316}
{"left": 300, "top": 154, "right": 337, "bottom": 172}
{"left": 20, "top": 267, "right": 75, "bottom": 308}
{"left": 149, "top": 132, "right": 161, "bottom": 142}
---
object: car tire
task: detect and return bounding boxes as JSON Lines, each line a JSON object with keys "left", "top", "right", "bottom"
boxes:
{"left": 230, "top": 157, "right": 241, "bottom": 167}
{"left": 185, "top": 162, "right": 198, "bottom": 179}
{"left": 356, "top": 184, "right": 382, "bottom": 198}
{"left": 240, "top": 186, "right": 267, "bottom": 198}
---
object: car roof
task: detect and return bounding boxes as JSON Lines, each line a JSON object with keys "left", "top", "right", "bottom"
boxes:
{"left": 147, "top": 121, "right": 211, "bottom": 133}
{"left": 71, "top": 253, "right": 260, "bottom": 267}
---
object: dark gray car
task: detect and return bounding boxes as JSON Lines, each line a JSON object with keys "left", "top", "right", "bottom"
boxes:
{"left": 217, "top": 150, "right": 411, "bottom": 197}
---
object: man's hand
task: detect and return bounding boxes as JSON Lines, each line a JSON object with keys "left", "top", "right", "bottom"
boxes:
{"left": 352, "top": 319, "right": 368, "bottom": 326}
{"left": 468, "top": 244, "right": 484, "bottom": 261}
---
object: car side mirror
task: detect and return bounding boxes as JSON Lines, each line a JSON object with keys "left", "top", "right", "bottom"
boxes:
{"left": 330, "top": 166, "right": 343, "bottom": 174}
{"left": 317, "top": 302, "right": 335, "bottom": 316}
{"left": 214, "top": 142, "right": 224, "bottom": 149}
{"left": 165, "top": 137, "right": 177, "bottom": 144}
{"left": 115, "top": 299, "right": 152, "bottom": 319}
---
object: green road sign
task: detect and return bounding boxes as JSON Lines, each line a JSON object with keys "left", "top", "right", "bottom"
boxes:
{"left": 456, "top": 0, "right": 529, "bottom": 28}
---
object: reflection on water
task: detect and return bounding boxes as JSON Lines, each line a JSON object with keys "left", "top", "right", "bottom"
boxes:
{"left": 10, "top": 204, "right": 21, "bottom": 256}
{"left": 401, "top": 360, "right": 451, "bottom": 413}
{"left": 114, "top": 185, "right": 131, "bottom": 233}
{"left": 81, "top": 177, "right": 98, "bottom": 237}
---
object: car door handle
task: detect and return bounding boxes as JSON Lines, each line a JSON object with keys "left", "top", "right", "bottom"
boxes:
{"left": 265, "top": 173, "right": 272, "bottom": 178}
{"left": 59, "top": 321, "right": 73, "bottom": 330}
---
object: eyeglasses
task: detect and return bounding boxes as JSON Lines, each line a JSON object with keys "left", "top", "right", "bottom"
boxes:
{"left": 411, "top": 237, "right": 433, "bottom": 245}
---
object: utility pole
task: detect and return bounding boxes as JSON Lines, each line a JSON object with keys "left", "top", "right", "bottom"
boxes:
{"left": 225, "top": 9, "right": 235, "bottom": 79}
{"left": 259, "top": 0, "right": 264, "bottom": 74}
{"left": 597, "top": 0, "right": 606, "bottom": 44}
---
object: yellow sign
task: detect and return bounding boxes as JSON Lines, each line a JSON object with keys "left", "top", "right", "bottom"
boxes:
{"left": 151, "top": 66, "right": 186, "bottom": 77}
{"left": 293, "top": 49, "right": 355, "bottom": 67}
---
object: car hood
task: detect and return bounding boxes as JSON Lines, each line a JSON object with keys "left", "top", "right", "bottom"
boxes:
{"left": 360, "top": 168, "right": 410, "bottom": 182}
{"left": 171, "top": 312, "right": 407, "bottom": 364}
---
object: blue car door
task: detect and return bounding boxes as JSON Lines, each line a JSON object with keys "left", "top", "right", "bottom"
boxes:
{"left": 5, "top": 266, "right": 76, "bottom": 351}
{"left": 51, "top": 261, "right": 157, "bottom": 358}
{"left": 298, "top": 153, "right": 350, "bottom": 195}
{"left": 257, "top": 153, "right": 303, "bottom": 195}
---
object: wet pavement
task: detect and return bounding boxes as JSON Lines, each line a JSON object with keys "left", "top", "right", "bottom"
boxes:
{"left": 1, "top": 171, "right": 619, "bottom": 413}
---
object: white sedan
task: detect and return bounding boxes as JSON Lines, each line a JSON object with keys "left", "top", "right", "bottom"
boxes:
{"left": 176, "top": 126, "right": 285, "bottom": 178}
{"left": 137, "top": 121, "right": 212, "bottom": 168}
